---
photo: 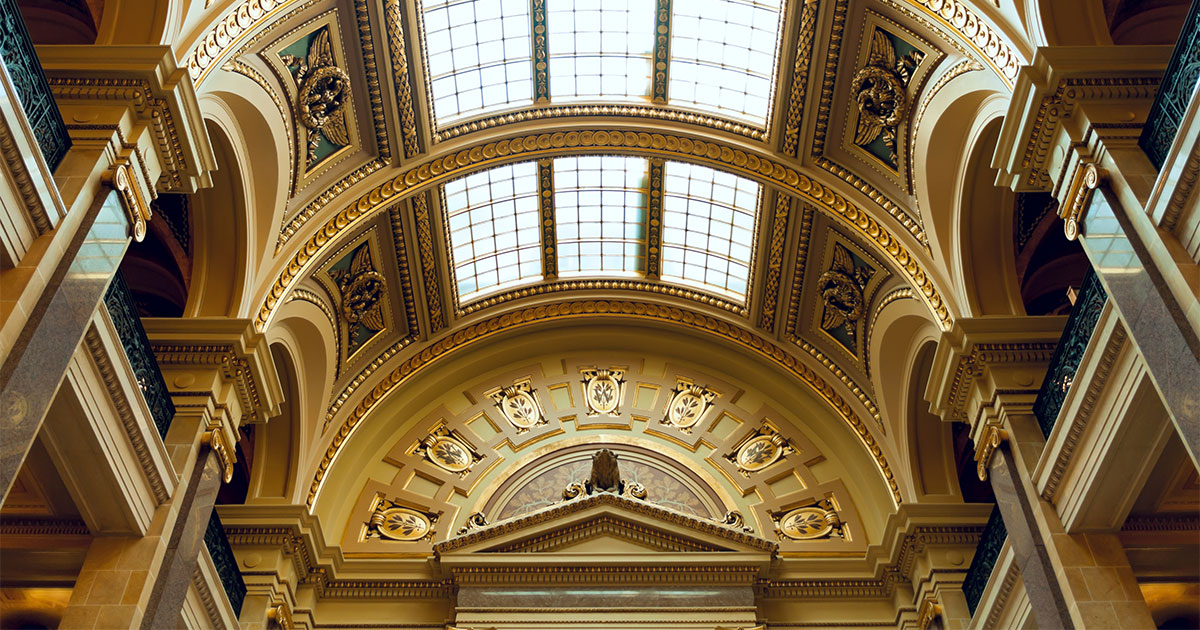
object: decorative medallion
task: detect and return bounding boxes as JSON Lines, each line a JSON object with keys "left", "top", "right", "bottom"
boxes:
{"left": 412, "top": 427, "right": 482, "bottom": 476}
{"left": 365, "top": 497, "right": 438, "bottom": 542}
{"left": 816, "top": 242, "right": 874, "bottom": 351}
{"left": 326, "top": 242, "right": 388, "bottom": 357}
{"left": 487, "top": 382, "right": 547, "bottom": 433}
{"left": 850, "top": 28, "right": 925, "bottom": 169}
{"left": 661, "top": 382, "right": 718, "bottom": 432}
{"left": 726, "top": 425, "right": 794, "bottom": 476}
{"left": 581, "top": 368, "right": 626, "bottom": 416}
{"left": 280, "top": 26, "right": 351, "bottom": 168}
{"left": 774, "top": 499, "right": 843, "bottom": 541}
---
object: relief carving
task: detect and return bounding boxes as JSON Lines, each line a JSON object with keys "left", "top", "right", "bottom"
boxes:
{"left": 281, "top": 27, "right": 351, "bottom": 167}
{"left": 850, "top": 29, "right": 924, "bottom": 167}
{"left": 487, "top": 382, "right": 548, "bottom": 433}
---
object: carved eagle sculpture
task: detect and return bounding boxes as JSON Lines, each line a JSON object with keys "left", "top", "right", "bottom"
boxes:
{"left": 562, "top": 449, "right": 648, "bottom": 500}
{"left": 818, "top": 244, "right": 873, "bottom": 334}
{"left": 851, "top": 30, "right": 922, "bottom": 159}
{"left": 329, "top": 246, "right": 386, "bottom": 331}
{"left": 281, "top": 28, "right": 350, "bottom": 165}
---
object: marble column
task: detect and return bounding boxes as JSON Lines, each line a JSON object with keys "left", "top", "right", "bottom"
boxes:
{"left": 981, "top": 431, "right": 1076, "bottom": 629}
{"left": 0, "top": 188, "right": 129, "bottom": 502}
{"left": 139, "top": 449, "right": 224, "bottom": 629}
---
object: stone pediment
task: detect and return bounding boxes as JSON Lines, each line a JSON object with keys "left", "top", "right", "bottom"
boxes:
{"left": 435, "top": 493, "right": 777, "bottom": 562}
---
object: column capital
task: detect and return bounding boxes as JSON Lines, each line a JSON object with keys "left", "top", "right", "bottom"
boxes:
{"left": 993, "top": 45, "right": 1169, "bottom": 195}
{"left": 926, "top": 316, "right": 1064, "bottom": 433}
{"left": 144, "top": 318, "right": 284, "bottom": 432}
{"left": 974, "top": 424, "right": 1009, "bottom": 482}
{"left": 37, "top": 44, "right": 216, "bottom": 195}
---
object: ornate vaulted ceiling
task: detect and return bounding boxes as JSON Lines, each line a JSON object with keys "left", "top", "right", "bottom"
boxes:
{"left": 176, "top": 0, "right": 1031, "bottom": 553}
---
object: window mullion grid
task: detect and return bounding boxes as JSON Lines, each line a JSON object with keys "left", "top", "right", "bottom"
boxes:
{"left": 645, "top": 158, "right": 666, "bottom": 279}
{"left": 652, "top": 0, "right": 671, "bottom": 104}
{"left": 532, "top": 0, "right": 550, "bottom": 103}
{"left": 537, "top": 159, "right": 558, "bottom": 280}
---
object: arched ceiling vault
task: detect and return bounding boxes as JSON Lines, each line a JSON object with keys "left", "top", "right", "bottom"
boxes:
{"left": 155, "top": 0, "right": 1042, "bottom": 528}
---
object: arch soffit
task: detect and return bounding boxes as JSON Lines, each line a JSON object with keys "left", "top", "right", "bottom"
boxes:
{"left": 253, "top": 128, "right": 955, "bottom": 334}
{"left": 306, "top": 302, "right": 906, "bottom": 513}
{"left": 310, "top": 320, "right": 900, "bottom": 546}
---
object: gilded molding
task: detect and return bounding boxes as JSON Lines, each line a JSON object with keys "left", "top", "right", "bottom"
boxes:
{"left": 307, "top": 299, "right": 902, "bottom": 508}
{"left": 352, "top": 0, "right": 391, "bottom": 165}
{"left": 278, "top": 158, "right": 388, "bottom": 248}
{"left": 383, "top": 0, "right": 421, "bottom": 158}
{"left": 187, "top": 0, "right": 303, "bottom": 84}
{"left": 899, "top": 0, "right": 1020, "bottom": 86}
{"left": 782, "top": 205, "right": 816, "bottom": 337}
{"left": 780, "top": 0, "right": 820, "bottom": 157}
{"left": 451, "top": 565, "right": 761, "bottom": 586}
{"left": 758, "top": 193, "right": 792, "bottom": 331}
{"left": 434, "top": 104, "right": 768, "bottom": 143}
{"left": 973, "top": 424, "right": 1006, "bottom": 481}
{"left": 256, "top": 129, "right": 953, "bottom": 334}
{"left": 797, "top": 339, "right": 881, "bottom": 427}
{"left": 537, "top": 159, "right": 558, "bottom": 279}
{"left": 652, "top": 0, "right": 671, "bottom": 103}
{"left": 645, "top": 158, "right": 665, "bottom": 279}
{"left": 83, "top": 324, "right": 171, "bottom": 503}
{"left": 388, "top": 202, "right": 423, "bottom": 338}
{"left": 410, "top": 192, "right": 446, "bottom": 332}
{"left": 1040, "top": 325, "right": 1126, "bottom": 501}
{"left": 488, "top": 516, "right": 722, "bottom": 553}
{"left": 1020, "top": 78, "right": 1159, "bottom": 189}
{"left": 435, "top": 492, "right": 777, "bottom": 553}
{"left": 324, "top": 333, "right": 416, "bottom": 431}
{"left": 456, "top": 278, "right": 747, "bottom": 317}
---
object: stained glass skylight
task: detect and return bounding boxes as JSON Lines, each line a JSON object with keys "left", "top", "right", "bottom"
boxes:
{"left": 547, "top": 0, "right": 656, "bottom": 101}
{"left": 422, "top": 0, "right": 533, "bottom": 125}
{"left": 668, "top": 0, "right": 782, "bottom": 125}
{"left": 553, "top": 156, "right": 649, "bottom": 275}
{"left": 444, "top": 162, "right": 542, "bottom": 300}
{"left": 660, "top": 162, "right": 760, "bottom": 298}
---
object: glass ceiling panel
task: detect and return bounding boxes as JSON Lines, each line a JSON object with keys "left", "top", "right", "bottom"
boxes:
{"left": 444, "top": 162, "right": 542, "bottom": 300}
{"left": 547, "top": 0, "right": 656, "bottom": 101}
{"left": 668, "top": 0, "right": 782, "bottom": 125}
{"left": 553, "top": 156, "right": 649, "bottom": 275}
{"left": 422, "top": 0, "right": 533, "bottom": 125}
{"left": 660, "top": 162, "right": 759, "bottom": 299}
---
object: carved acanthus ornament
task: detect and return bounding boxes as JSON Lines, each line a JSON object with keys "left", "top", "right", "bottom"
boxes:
{"left": 774, "top": 498, "right": 844, "bottom": 541}
{"left": 281, "top": 28, "right": 351, "bottom": 167}
{"left": 267, "top": 599, "right": 294, "bottom": 630}
{"left": 917, "top": 598, "right": 943, "bottom": 630}
{"left": 456, "top": 512, "right": 489, "bottom": 535}
{"left": 488, "top": 382, "right": 547, "bottom": 432}
{"left": 720, "top": 510, "right": 755, "bottom": 533}
{"left": 850, "top": 29, "right": 923, "bottom": 164}
{"left": 562, "top": 449, "right": 648, "bottom": 501}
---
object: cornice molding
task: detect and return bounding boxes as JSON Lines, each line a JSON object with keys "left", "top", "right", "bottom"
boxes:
{"left": 257, "top": 129, "right": 952, "bottom": 335}
{"left": 307, "top": 299, "right": 903, "bottom": 509}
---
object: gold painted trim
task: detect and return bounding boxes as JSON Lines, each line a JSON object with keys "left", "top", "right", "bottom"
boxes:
{"left": 1060, "top": 161, "right": 1102, "bottom": 241}
{"left": 256, "top": 130, "right": 952, "bottom": 333}
{"left": 974, "top": 424, "right": 1006, "bottom": 481}
{"left": 306, "top": 299, "right": 902, "bottom": 509}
